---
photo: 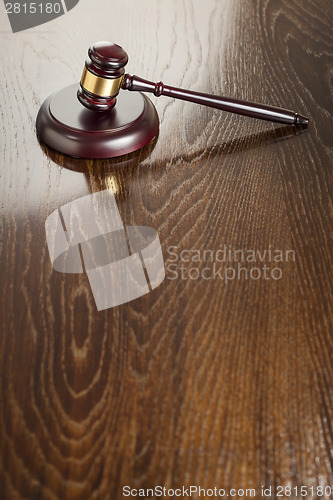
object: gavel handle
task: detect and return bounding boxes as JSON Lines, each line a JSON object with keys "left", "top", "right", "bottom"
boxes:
{"left": 121, "top": 74, "right": 308, "bottom": 126}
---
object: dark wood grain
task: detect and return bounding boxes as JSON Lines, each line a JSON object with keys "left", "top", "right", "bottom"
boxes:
{"left": 0, "top": 0, "right": 332, "bottom": 499}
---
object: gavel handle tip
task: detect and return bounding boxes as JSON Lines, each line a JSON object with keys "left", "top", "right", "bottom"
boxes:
{"left": 294, "top": 113, "right": 309, "bottom": 126}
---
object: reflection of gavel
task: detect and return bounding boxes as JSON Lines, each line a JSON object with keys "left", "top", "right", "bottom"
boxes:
{"left": 36, "top": 41, "right": 308, "bottom": 159}
{"left": 78, "top": 41, "right": 309, "bottom": 125}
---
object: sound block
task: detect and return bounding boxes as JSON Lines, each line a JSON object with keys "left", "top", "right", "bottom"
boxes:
{"left": 36, "top": 84, "right": 159, "bottom": 158}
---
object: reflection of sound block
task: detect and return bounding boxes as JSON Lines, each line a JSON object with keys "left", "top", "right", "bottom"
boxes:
{"left": 36, "top": 83, "right": 159, "bottom": 158}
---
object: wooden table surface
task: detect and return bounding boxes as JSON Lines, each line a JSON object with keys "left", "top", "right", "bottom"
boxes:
{"left": 0, "top": 0, "right": 332, "bottom": 498}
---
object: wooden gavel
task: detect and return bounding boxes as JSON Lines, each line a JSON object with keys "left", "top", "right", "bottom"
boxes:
{"left": 36, "top": 40, "right": 309, "bottom": 159}
{"left": 77, "top": 41, "right": 309, "bottom": 126}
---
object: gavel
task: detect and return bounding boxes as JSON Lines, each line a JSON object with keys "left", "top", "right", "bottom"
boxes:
{"left": 36, "top": 41, "right": 308, "bottom": 159}
{"left": 78, "top": 41, "right": 308, "bottom": 125}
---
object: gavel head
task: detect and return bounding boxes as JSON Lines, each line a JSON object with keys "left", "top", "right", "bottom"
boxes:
{"left": 77, "top": 41, "right": 128, "bottom": 112}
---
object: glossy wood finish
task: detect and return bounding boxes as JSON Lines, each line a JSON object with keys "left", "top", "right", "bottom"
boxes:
{"left": 0, "top": 1, "right": 332, "bottom": 499}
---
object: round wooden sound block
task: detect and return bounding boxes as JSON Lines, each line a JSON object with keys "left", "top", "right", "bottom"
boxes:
{"left": 36, "top": 84, "right": 159, "bottom": 158}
